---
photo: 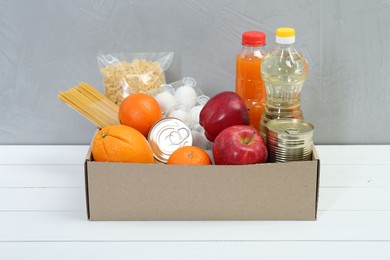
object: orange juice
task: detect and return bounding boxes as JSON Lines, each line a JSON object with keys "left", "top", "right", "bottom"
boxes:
{"left": 235, "top": 31, "right": 267, "bottom": 132}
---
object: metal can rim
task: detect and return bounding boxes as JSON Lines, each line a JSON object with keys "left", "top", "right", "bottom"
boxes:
{"left": 266, "top": 118, "right": 314, "bottom": 137}
{"left": 148, "top": 117, "right": 193, "bottom": 163}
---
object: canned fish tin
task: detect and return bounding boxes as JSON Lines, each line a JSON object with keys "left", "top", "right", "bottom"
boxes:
{"left": 266, "top": 119, "right": 314, "bottom": 163}
{"left": 148, "top": 117, "right": 193, "bottom": 163}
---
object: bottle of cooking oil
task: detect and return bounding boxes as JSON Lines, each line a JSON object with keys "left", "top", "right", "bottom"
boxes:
{"left": 260, "top": 27, "right": 308, "bottom": 140}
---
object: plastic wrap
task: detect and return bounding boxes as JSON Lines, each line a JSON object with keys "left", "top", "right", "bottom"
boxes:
{"left": 98, "top": 52, "right": 174, "bottom": 105}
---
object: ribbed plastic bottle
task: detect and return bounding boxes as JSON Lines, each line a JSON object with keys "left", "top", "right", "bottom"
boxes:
{"left": 235, "top": 31, "right": 267, "bottom": 132}
{"left": 260, "top": 28, "right": 308, "bottom": 140}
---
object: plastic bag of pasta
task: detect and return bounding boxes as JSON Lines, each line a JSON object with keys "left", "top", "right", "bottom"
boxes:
{"left": 97, "top": 52, "right": 174, "bottom": 105}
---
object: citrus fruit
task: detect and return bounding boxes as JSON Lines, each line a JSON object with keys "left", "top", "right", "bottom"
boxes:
{"left": 167, "top": 146, "right": 211, "bottom": 165}
{"left": 92, "top": 124, "right": 154, "bottom": 163}
{"left": 118, "top": 93, "right": 163, "bottom": 136}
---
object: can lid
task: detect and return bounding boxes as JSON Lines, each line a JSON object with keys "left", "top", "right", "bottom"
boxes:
{"left": 148, "top": 117, "right": 193, "bottom": 163}
{"left": 266, "top": 118, "right": 314, "bottom": 136}
{"left": 242, "top": 31, "right": 266, "bottom": 46}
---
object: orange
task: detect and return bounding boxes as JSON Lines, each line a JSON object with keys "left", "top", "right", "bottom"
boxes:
{"left": 167, "top": 146, "right": 211, "bottom": 165}
{"left": 92, "top": 124, "right": 154, "bottom": 163}
{"left": 119, "top": 93, "right": 163, "bottom": 136}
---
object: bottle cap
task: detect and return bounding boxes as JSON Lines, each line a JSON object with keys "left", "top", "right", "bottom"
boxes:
{"left": 276, "top": 27, "right": 295, "bottom": 44}
{"left": 242, "top": 31, "right": 266, "bottom": 46}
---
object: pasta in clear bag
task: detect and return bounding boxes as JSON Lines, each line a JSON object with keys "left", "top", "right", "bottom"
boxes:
{"left": 97, "top": 52, "right": 174, "bottom": 105}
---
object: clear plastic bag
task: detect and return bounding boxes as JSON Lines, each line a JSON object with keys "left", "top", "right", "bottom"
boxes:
{"left": 97, "top": 52, "right": 174, "bottom": 105}
{"left": 152, "top": 77, "right": 212, "bottom": 150}
{"left": 152, "top": 77, "right": 209, "bottom": 118}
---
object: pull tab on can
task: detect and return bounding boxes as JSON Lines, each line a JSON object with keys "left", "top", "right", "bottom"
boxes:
{"left": 266, "top": 118, "right": 314, "bottom": 163}
{"left": 148, "top": 117, "right": 193, "bottom": 163}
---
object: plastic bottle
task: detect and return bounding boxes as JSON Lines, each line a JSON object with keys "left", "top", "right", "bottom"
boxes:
{"left": 260, "top": 27, "right": 308, "bottom": 140}
{"left": 235, "top": 31, "right": 267, "bottom": 132}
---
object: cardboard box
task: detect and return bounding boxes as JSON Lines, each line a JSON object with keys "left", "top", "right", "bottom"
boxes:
{"left": 84, "top": 140, "right": 320, "bottom": 221}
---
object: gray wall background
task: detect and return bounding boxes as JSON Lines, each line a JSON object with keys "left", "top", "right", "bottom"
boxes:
{"left": 0, "top": 0, "right": 389, "bottom": 145}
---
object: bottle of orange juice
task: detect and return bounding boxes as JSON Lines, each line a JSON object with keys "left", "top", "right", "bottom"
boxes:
{"left": 235, "top": 31, "right": 267, "bottom": 132}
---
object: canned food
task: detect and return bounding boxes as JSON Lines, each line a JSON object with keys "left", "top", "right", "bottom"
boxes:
{"left": 266, "top": 119, "right": 314, "bottom": 163}
{"left": 148, "top": 117, "right": 193, "bottom": 163}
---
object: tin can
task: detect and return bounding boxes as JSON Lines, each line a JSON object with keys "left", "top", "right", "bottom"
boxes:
{"left": 148, "top": 117, "right": 193, "bottom": 163}
{"left": 266, "top": 119, "right": 314, "bottom": 163}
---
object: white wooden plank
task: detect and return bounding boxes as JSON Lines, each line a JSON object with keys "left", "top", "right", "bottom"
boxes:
{"left": 320, "top": 165, "right": 390, "bottom": 187}
{"left": 316, "top": 145, "right": 390, "bottom": 165}
{"left": 0, "top": 145, "right": 88, "bottom": 165}
{"left": 0, "top": 165, "right": 84, "bottom": 187}
{"left": 0, "top": 188, "right": 85, "bottom": 211}
{"left": 318, "top": 188, "right": 390, "bottom": 211}
{"left": 0, "top": 211, "right": 390, "bottom": 241}
{"left": 1, "top": 187, "right": 389, "bottom": 211}
{"left": 0, "top": 241, "right": 389, "bottom": 260}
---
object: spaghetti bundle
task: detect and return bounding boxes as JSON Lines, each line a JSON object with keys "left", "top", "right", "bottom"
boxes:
{"left": 58, "top": 82, "right": 120, "bottom": 128}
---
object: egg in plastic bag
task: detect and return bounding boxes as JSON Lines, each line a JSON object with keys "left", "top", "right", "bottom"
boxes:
{"left": 152, "top": 77, "right": 211, "bottom": 150}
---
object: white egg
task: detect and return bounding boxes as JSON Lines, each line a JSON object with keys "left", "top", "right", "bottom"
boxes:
{"left": 192, "top": 129, "right": 212, "bottom": 150}
{"left": 191, "top": 130, "right": 206, "bottom": 149}
{"left": 168, "top": 109, "right": 191, "bottom": 125}
{"left": 190, "top": 105, "right": 203, "bottom": 126}
{"left": 191, "top": 130, "right": 201, "bottom": 144}
{"left": 155, "top": 92, "right": 176, "bottom": 116}
{"left": 175, "top": 86, "right": 197, "bottom": 108}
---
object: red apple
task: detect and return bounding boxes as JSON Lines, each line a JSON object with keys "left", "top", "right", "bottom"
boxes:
{"left": 212, "top": 125, "right": 268, "bottom": 165}
{"left": 199, "top": 91, "right": 249, "bottom": 141}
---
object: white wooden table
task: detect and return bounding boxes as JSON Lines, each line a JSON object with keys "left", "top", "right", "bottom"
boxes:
{"left": 0, "top": 145, "right": 389, "bottom": 259}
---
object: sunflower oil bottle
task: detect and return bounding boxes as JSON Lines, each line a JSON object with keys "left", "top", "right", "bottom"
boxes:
{"left": 260, "top": 28, "right": 308, "bottom": 140}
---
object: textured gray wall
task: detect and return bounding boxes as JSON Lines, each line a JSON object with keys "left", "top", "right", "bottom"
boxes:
{"left": 0, "top": 0, "right": 389, "bottom": 144}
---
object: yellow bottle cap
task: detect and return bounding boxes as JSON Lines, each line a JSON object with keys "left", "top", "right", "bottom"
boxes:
{"left": 276, "top": 28, "right": 295, "bottom": 38}
{"left": 275, "top": 27, "right": 295, "bottom": 44}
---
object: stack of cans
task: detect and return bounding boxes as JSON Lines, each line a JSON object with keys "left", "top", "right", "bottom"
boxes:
{"left": 266, "top": 119, "right": 314, "bottom": 163}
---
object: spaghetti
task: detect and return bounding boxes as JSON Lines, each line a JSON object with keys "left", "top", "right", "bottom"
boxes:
{"left": 58, "top": 82, "right": 120, "bottom": 128}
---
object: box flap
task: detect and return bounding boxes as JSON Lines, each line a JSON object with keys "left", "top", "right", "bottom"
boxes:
{"left": 84, "top": 128, "right": 99, "bottom": 220}
{"left": 312, "top": 146, "right": 321, "bottom": 219}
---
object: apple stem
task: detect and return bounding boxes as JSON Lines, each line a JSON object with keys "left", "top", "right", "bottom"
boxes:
{"left": 244, "top": 131, "right": 257, "bottom": 145}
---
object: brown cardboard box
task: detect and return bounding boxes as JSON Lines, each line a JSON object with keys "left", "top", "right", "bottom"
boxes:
{"left": 84, "top": 141, "right": 320, "bottom": 220}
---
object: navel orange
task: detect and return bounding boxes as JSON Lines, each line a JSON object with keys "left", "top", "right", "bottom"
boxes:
{"left": 92, "top": 124, "right": 154, "bottom": 163}
{"left": 118, "top": 93, "right": 163, "bottom": 137}
{"left": 167, "top": 146, "right": 211, "bottom": 165}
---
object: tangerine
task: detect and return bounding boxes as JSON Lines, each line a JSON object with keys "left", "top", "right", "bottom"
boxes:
{"left": 119, "top": 93, "right": 163, "bottom": 136}
{"left": 167, "top": 146, "right": 211, "bottom": 165}
{"left": 92, "top": 124, "right": 154, "bottom": 163}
